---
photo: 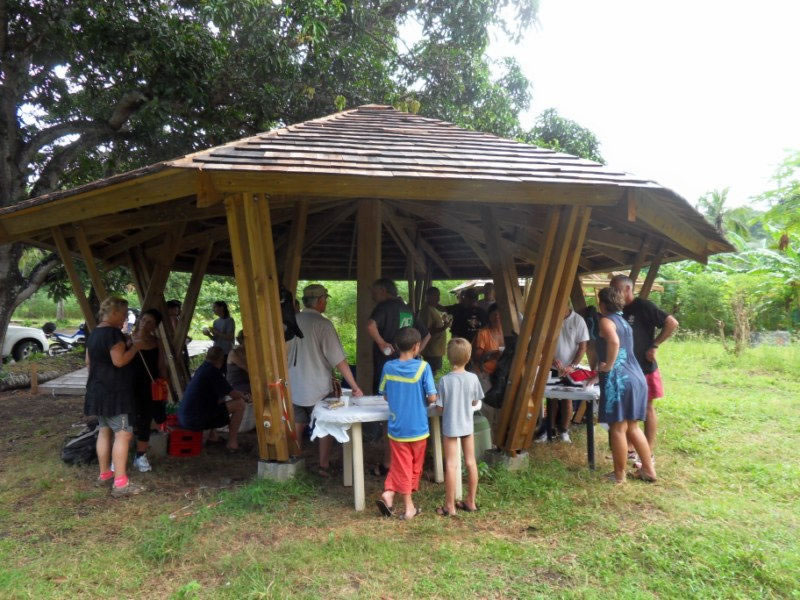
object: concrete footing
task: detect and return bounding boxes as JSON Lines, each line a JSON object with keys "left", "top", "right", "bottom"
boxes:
{"left": 484, "top": 449, "right": 530, "bottom": 471}
{"left": 257, "top": 457, "right": 305, "bottom": 481}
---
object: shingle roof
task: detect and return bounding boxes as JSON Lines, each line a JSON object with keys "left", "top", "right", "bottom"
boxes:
{"left": 170, "top": 104, "right": 658, "bottom": 188}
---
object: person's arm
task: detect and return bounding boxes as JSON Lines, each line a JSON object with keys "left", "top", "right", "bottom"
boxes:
{"left": 109, "top": 339, "right": 142, "bottom": 368}
{"left": 646, "top": 315, "right": 679, "bottom": 362}
{"left": 418, "top": 332, "right": 431, "bottom": 354}
{"left": 335, "top": 359, "right": 363, "bottom": 397}
{"left": 85, "top": 349, "right": 90, "bottom": 372}
{"left": 366, "top": 319, "right": 392, "bottom": 354}
{"left": 597, "top": 318, "right": 618, "bottom": 373}
{"left": 213, "top": 318, "right": 235, "bottom": 342}
{"left": 568, "top": 341, "right": 588, "bottom": 370}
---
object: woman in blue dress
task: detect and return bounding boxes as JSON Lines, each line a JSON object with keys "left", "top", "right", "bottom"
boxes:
{"left": 596, "top": 287, "right": 657, "bottom": 484}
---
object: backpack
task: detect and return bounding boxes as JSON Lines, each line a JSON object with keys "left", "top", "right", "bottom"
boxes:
{"left": 482, "top": 335, "right": 517, "bottom": 409}
{"left": 61, "top": 422, "right": 98, "bottom": 465}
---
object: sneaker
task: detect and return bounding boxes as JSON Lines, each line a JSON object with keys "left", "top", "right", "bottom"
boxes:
{"left": 559, "top": 431, "right": 572, "bottom": 443}
{"left": 133, "top": 454, "right": 152, "bottom": 473}
{"left": 111, "top": 481, "right": 145, "bottom": 498}
{"left": 534, "top": 432, "right": 549, "bottom": 443}
{"left": 94, "top": 475, "right": 114, "bottom": 487}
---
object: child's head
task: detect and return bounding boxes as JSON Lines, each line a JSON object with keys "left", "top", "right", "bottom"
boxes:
{"left": 447, "top": 337, "right": 472, "bottom": 368}
{"left": 395, "top": 327, "right": 421, "bottom": 353}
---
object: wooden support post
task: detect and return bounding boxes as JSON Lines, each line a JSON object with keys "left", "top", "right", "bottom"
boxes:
{"left": 501, "top": 207, "right": 578, "bottom": 452}
{"left": 495, "top": 207, "right": 561, "bottom": 449}
{"left": 282, "top": 200, "right": 308, "bottom": 297}
{"left": 519, "top": 207, "right": 592, "bottom": 450}
{"left": 73, "top": 224, "right": 107, "bottom": 301}
{"left": 30, "top": 364, "right": 38, "bottom": 395}
{"left": 482, "top": 208, "right": 520, "bottom": 335}
{"left": 226, "top": 192, "right": 294, "bottom": 462}
{"left": 627, "top": 189, "right": 637, "bottom": 222}
{"left": 173, "top": 242, "right": 213, "bottom": 351}
{"left": 356, "top": 199, "right": 381, "bottom": 393}
{"left": 51, "top": 227, "right": 97, "bottom": 330}
{"left": 570, "top": 275, "right": 588, "bottom": 315}
{"left": 639, "top": 242, "right": 665, "bottom": 300}
{"left": 628, "top": 236, "right": 649, "bottom": 286}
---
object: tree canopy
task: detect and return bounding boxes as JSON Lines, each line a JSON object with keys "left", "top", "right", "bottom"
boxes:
{"left": 1, "top": 0, "right": 544, "bottom": 346}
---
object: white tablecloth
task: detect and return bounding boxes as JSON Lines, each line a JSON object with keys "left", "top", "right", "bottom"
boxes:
{"left": 311, "top": 395, "right": 474, "bottom": 443}
{"left": 545, "top": 384, "right": 599, "bottom": 401}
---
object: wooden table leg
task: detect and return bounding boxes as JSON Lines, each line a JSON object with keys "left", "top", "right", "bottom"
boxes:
{"left": 431, "top": 416, "right": 444, "bottom": 483}
{"left": 343, "top": 438, "right": 353, "bottom": 487}
{"left": 352, "top": 422, "right": 365, "bottom": 511}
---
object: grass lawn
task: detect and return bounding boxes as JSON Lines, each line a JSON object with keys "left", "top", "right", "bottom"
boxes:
{"left": 1, "top": 340, "right": 798, "bottom": 599}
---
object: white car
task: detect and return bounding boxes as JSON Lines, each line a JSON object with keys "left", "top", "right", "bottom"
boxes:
{"left": 2, "top": 325, "right": 49, "bottom": 361}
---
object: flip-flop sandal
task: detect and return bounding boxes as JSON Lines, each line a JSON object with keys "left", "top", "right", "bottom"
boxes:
{"left": 455, "top": 501, "right": 479, "bottom": 512}
{"left": 629, "top": 469, "right": 657, "bottom": 483}
{"left": 226, "top": 446, "right": 249, "bottom": 455}
{"left": 436, "top": 506, "right": 454, "bottom": 517}
{"left": 398, "top": 507, "right": 421, "bottom": 521}
{"left": 375, "top": 499, "right": 394, "bottom": 518}
{"left": 317, "top": 467, "right": 332, "bottom": 478}
{"left": 605, "top": 472, "right": 625, "bottom": 484}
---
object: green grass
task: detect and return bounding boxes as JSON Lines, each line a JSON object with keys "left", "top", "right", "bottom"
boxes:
{"left": 1, "top": 340, "right": 798, "bottom": 599}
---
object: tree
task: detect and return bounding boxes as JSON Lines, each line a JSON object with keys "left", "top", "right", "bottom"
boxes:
{"left": 761, "top": 149, "right": 800, "bottom": 236}
{"left": 0, "top": 0, "right": 540, "bottom": 350}
{"left": 520, "top": 108, "right": 604, "bottom": 163}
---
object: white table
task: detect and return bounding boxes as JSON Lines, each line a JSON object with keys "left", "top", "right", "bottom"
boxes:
{"left": 311, "top": 396, "right": 444, "bottom": 511}
{"left": 545, "top": 383, "right": 600, "bottom": 469}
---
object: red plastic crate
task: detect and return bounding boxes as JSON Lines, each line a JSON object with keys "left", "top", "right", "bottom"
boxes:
{"left": 165, "top": 414, "right": 179, "bottom": 427}
{"left": 168, "top": 429, "right": 203, "bottom": 457}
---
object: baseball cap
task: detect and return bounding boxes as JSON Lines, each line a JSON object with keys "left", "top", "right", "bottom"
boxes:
{"left": 461, "top": 288, "right": 479, "bottom": 300}
{"left": 302, "top": 284, "right": 330, "bottom": 300}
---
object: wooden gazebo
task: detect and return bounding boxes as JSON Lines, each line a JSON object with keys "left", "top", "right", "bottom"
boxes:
{"left": 0, "top": 105, "right": 732, "bottom": 465}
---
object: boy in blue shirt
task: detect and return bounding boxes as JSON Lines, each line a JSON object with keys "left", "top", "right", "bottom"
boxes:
{"left": 376, "top": 327, "right": 437, "bottom": 520}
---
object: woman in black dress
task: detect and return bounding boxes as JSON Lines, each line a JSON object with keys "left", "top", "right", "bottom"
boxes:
{"left": 131, "top": 308, "right": 167, "bottom": 473}
{"left": 85, "top": 296, "right": 145, "bottom": 497}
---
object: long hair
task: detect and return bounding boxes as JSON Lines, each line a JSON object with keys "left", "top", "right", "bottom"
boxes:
{"left": 214, "top": 300, "right": 230, "bottom": 319}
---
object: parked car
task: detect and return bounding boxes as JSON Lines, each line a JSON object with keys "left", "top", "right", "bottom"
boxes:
{"left": 2, "top": 324, "right": 50, "bottom": 362}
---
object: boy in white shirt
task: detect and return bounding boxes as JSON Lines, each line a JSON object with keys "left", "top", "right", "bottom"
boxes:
{"left": 435, "top": 338, "right": 484, "bottom": 516}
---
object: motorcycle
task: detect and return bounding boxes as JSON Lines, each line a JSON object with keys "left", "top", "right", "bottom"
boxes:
{"left": 43, "top": 322, "right": 87, "bottom": 356}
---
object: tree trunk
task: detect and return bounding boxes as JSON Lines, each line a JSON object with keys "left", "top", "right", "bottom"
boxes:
{"left": 56, "top": 299, "right": 65, "bottom": 320}
{"left": 0, "top": 242, "right": 60, "bottom": 353}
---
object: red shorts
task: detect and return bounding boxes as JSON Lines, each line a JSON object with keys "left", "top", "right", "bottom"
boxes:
{"left": 385, "top": 438, "right": 427, "bottom": 495}
{"left": 645, "top": 369, "right": 665, "bottom": 401}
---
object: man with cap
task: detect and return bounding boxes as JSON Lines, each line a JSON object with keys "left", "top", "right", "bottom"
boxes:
{"left": 288, "top": 284, "right": 363, "bottom": 477}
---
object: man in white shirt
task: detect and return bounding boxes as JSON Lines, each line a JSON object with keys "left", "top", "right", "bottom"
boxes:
{"left": 537, "top": 303, "right": 589, "bottom": 443}
{"left": 288, "top": 284, "right": 363, "bottom": 476}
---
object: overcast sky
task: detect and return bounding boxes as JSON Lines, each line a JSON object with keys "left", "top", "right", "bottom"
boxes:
{"left": 488, "top": 0, "right": 800, "bottom": 208}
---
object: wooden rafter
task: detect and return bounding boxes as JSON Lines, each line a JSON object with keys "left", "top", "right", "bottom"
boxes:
{"left": 51, "top": 226, "right": 97, "bottom": 330}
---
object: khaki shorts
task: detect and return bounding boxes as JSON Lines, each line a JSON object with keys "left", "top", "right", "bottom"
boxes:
{"left": 98, "top": 413, "right": 133, "bottom": 433}
{"left": 293, "top": 404, "right": 315, "bottom": 424}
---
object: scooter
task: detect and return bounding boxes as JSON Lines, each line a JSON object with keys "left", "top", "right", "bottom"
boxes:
{"left": 43, "top": 322, "right": 87, "bottom": 356}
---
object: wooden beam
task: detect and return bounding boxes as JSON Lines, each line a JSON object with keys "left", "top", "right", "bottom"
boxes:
{"left": 637, "top": 191, "right": 708, "bottom": 257}
{"left": 570, "top": 275, "right": 588, "bottom": 315}
{"left": 173, "top": 241, "right": 213, "bottom": 350}
{"left": 89, "top": 202, "right": 226, "bottom": 233}
{"left": 382, "top": 206, "right": 427, "bottom": 274}
{"left": 482, "top": 207, "right": 520, "bottom": 335}
{"left": 0, "top": 169, "right": 196, "bottom": 241}
{"left": 627, "top": 189, "right": 637, "bottom": 222}
{"left": 628, "top": 236, "right": 649, "bottom": 286}
{"left": 244, "top": 193, "right": 294, "bottom": 461}
{"left": 51, "top": 227, "right": 97, "bottom": 330}
{"left": 203, "top": 170, "right": 622, "bottom": 208}
{"left": 73, "top": 224, "right": 107, "bottom": 301}
{"left": 356, "top": 199, "right": 381, "bottom": 393}
{"left": 639, "top": 241, "right": 665, "bottom": 300}
{"left": 282, "top": 200, "right": 308, "bottom": 296}
{"left": 519, "top": 207, "right": 592, "bottom": 449}
{"left": 97, "top": 227, "right": 171, "bottom": 261}
{"left": 302, "top": 204, "right": 358, "bottom": 254}
{"left": 196, "top": 170, "right": 222, "bottom": 207}
{"left": 140, "top": 223, "right": 186, "bottom": 312}
{"left": 501, "top": 207, "right": 578, "bottom": 452}
{"left": 415, "top": 235, "right": 453, "bottom": 279}
{"left": 495, "top": 207, "right": 561, "bottom": 448}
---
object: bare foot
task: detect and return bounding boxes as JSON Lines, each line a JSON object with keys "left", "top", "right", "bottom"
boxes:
{"left": 399, "top": 507, "right": 421, "bottom": 521}
{"left": 380, "top": 490, "right": 394, "bottom": 511}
